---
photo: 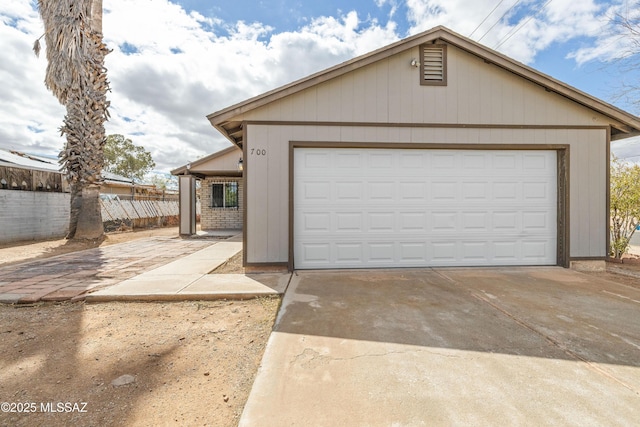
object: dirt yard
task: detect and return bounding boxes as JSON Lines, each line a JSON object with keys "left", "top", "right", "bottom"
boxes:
{"left": 0, "top": 227, "right": 279, "bottom": 427}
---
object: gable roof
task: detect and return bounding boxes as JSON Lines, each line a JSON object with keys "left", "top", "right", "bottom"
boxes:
{"left": 171, "top": 144, "right": 242, "bottom": 177}
{"left": 207, "top": 26, "right": 640, "bottom": 146}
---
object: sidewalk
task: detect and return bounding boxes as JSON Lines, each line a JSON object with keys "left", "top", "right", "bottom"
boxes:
{"left": 87, "top": 235, "right": 289, "bottom": 301}
{"left": 0, "top": 234, "right": 288, "bottom": 304}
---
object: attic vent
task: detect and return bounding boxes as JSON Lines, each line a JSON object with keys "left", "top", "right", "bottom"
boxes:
{"left": 420, "top": 44, "right": 447, "bottom": 86}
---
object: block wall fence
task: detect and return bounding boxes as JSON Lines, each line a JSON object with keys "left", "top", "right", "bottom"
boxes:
{"left": 0, "top": 189, "right": 70, "bottom": 244}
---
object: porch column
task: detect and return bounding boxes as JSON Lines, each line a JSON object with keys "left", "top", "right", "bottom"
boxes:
{"left": 179, "top": 175, "right": 196, "bottom": 235}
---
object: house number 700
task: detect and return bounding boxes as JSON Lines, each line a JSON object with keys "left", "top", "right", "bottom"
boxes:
{"left": 250, "top": 148, "right": 267, "bottom": 156}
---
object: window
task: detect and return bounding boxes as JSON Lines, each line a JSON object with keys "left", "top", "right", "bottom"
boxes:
{"left": 420, "top": 44, "right": 447, "bottom": 86}
{"left": 211, "top": 182, "right": 238, "bottom": 208}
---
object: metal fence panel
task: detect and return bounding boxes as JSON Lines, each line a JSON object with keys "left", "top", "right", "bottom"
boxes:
{"left": 100, "top": 199, "right": 187, "bottom": 221}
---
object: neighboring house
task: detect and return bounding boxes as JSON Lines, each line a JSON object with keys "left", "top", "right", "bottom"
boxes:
{"left": 0, "top": 148, "right": 70, "bottom": 243}
{"left": 0, "top": 149, "right": 68, "bottom": 192}
{"left": 0, "top": 148, "right": 178, "bottom": 242}
{"left": 100, "top": 171, "right": 175, "bottom": 201}
{"left": 172, "top": 145, "right": 243, "bottom": 230}
{"left": 199, "top": 26, "right": 640, "bottom": 271}
{"left": 0, "top": 148, "right": 162, "bottom": 199}
{"left": 101, "top": 171, "right": 136, "bottom": 199}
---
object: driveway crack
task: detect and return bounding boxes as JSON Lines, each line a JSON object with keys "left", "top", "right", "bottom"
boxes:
{"left": 290, "top": 347, "right": 459, "bottom": 369}
{"left": 471, "top": 291, "right": 640, "bottom": 397}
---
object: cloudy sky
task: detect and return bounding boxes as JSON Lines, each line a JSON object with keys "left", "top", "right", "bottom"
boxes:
{"left": 1, "top": 0, "right": 639, "bottom": 174}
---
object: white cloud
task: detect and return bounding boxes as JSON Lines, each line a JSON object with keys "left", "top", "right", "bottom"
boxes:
{"left": 374, "top": 0, "right": 400, "bottom": 19}
{"left": 403, "top": 0, "right": 612, "bottom": 64}
{"left": 612, "top": 135, "right": 640, "bottom": 165}
{"left": 568, "top": 1, "right": 640, "bottom": 65}
{"left": 0, "top": 1, "right": 399, "bottom": 173}
{"left": 0, "top": 3, "right": 66, "bottom": 159}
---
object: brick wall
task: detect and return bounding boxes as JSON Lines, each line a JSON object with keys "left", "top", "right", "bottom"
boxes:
{"left": 200, "top": 178, "right": 243, "bottom": 230}
{"left": 0, "top": 189, "right": 70, "bottom": 244}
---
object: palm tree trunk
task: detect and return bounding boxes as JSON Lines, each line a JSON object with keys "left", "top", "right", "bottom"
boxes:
{"left": 36, "top": 0, "right": 110, "bottom": 240}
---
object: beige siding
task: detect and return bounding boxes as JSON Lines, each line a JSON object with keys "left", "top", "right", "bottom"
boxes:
{"left": 190, "top": 147, "right": 241, "bottom": 175}
{"left": 244, "top": 124, "right": 607, "bottom": 264}
{"left": 242, "top": 44, "right": 620, "bottom": 128}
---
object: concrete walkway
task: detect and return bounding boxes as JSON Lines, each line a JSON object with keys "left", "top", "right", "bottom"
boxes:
{"left": 0, "top": 234, "right": 288, "bottom": 304}
{"left": 87, "top": 235, "right": 289, "bottom": 301}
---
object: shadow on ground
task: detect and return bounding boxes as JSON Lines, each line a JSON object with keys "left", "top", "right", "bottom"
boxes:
{"left": 278, "top": 268, "right": 640, "bottom": 368}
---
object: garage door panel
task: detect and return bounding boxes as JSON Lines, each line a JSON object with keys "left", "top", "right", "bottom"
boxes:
{"left": 494, "top": 241, "right": 518, "bottom": 260}
{"left": 336, "top": 182, "right": 363, "bottom": 200}
{"left": 494, "top": 154, "right": 517, "bottom": 169}
{"left": 399, "top": 242, "right": 428, "bottom": 261}
{"left": 302, "top": 212, "right": 331, "bottom": 231}
{"left": 461, "top": 211, "right": 489, "bottom": 231}
{"left": 522, "top": 240, "right": 554, "bottom": 260}
{"left": 400, "top": 153, "right": 426, "bottom": 168}
{"left": 523, "top": 211, "right": 552, "bottom": 231}
{"left": 336, "top": 243, "right": 363, "bottom": 264}
{"left": 336, "top": 152, "right": 362, "bottom": 168}
{"left": 295, "top": 239, "right": 559, "bottom": 268}
{"left": 336, "top": 212, "right": 363, "bottom": 232}
{"left": 400, "top": 182, "right": 427, "bottom": 200}
{"left": 301, "top": 243, "right": 331, "bottom": 264}
{"left": 300, "top": 181, "right": 331, "bottom": 200}
{"left": 299, "top": 209, "right": 554, "bottom": 236}
{"left": 462, "top": 153, "right": 487, "bottom": 168}
{"left": 432, "top": 181, "right": 458, "bottom": 200}
{"left": 399, "top": 212, "right": 428, "bottom": 231}
{"left": 462, "top": 241, "right": 489, "bottom": 261}
{"left": 369, "top": 243, "right": 395, "bottom": 262}
{"left": 431, "top": 241, "right": 457, "bottom": 262}
{"left": 493, "top": 182, "right": 518, "bottom": 199}
{"left": 369, "top": 181, "right": 395, "bottom": 199}
{"left": 302, "top": 151, "right": 331, "bottom": 168}
{"left": 431, "top": 212, "right": 457, "bottom": 231}
{"left": 370, "top": 153, "right": 394, "bottom": 168}
{"left": 368, "top": 212, "right": 395, "bottom": 231}
{"left": 462, "top": 182, "right": 488, "bottom": 200}
{"left": 493, "top": 212, "right": 518, "bottom": 230}
{"left": 523, "top": 181, "right": 551, "bottom": 199}
{"left": 294, "top": 148, "right": 557, "bottom": 269}
{"left": 432, "top": 153, "right": 456, "bottom": 168}
{"left": 523, "top": 153, "right": 550, "bottom": 169}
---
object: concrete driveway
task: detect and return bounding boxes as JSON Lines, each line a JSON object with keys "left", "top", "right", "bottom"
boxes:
{"left": 240, "top": 267, "right": 640, "bottom": 426}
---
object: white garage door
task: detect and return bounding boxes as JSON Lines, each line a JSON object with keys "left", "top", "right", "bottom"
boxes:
{"left": 294, "top": 148, "right": 557, "bottom": 269}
